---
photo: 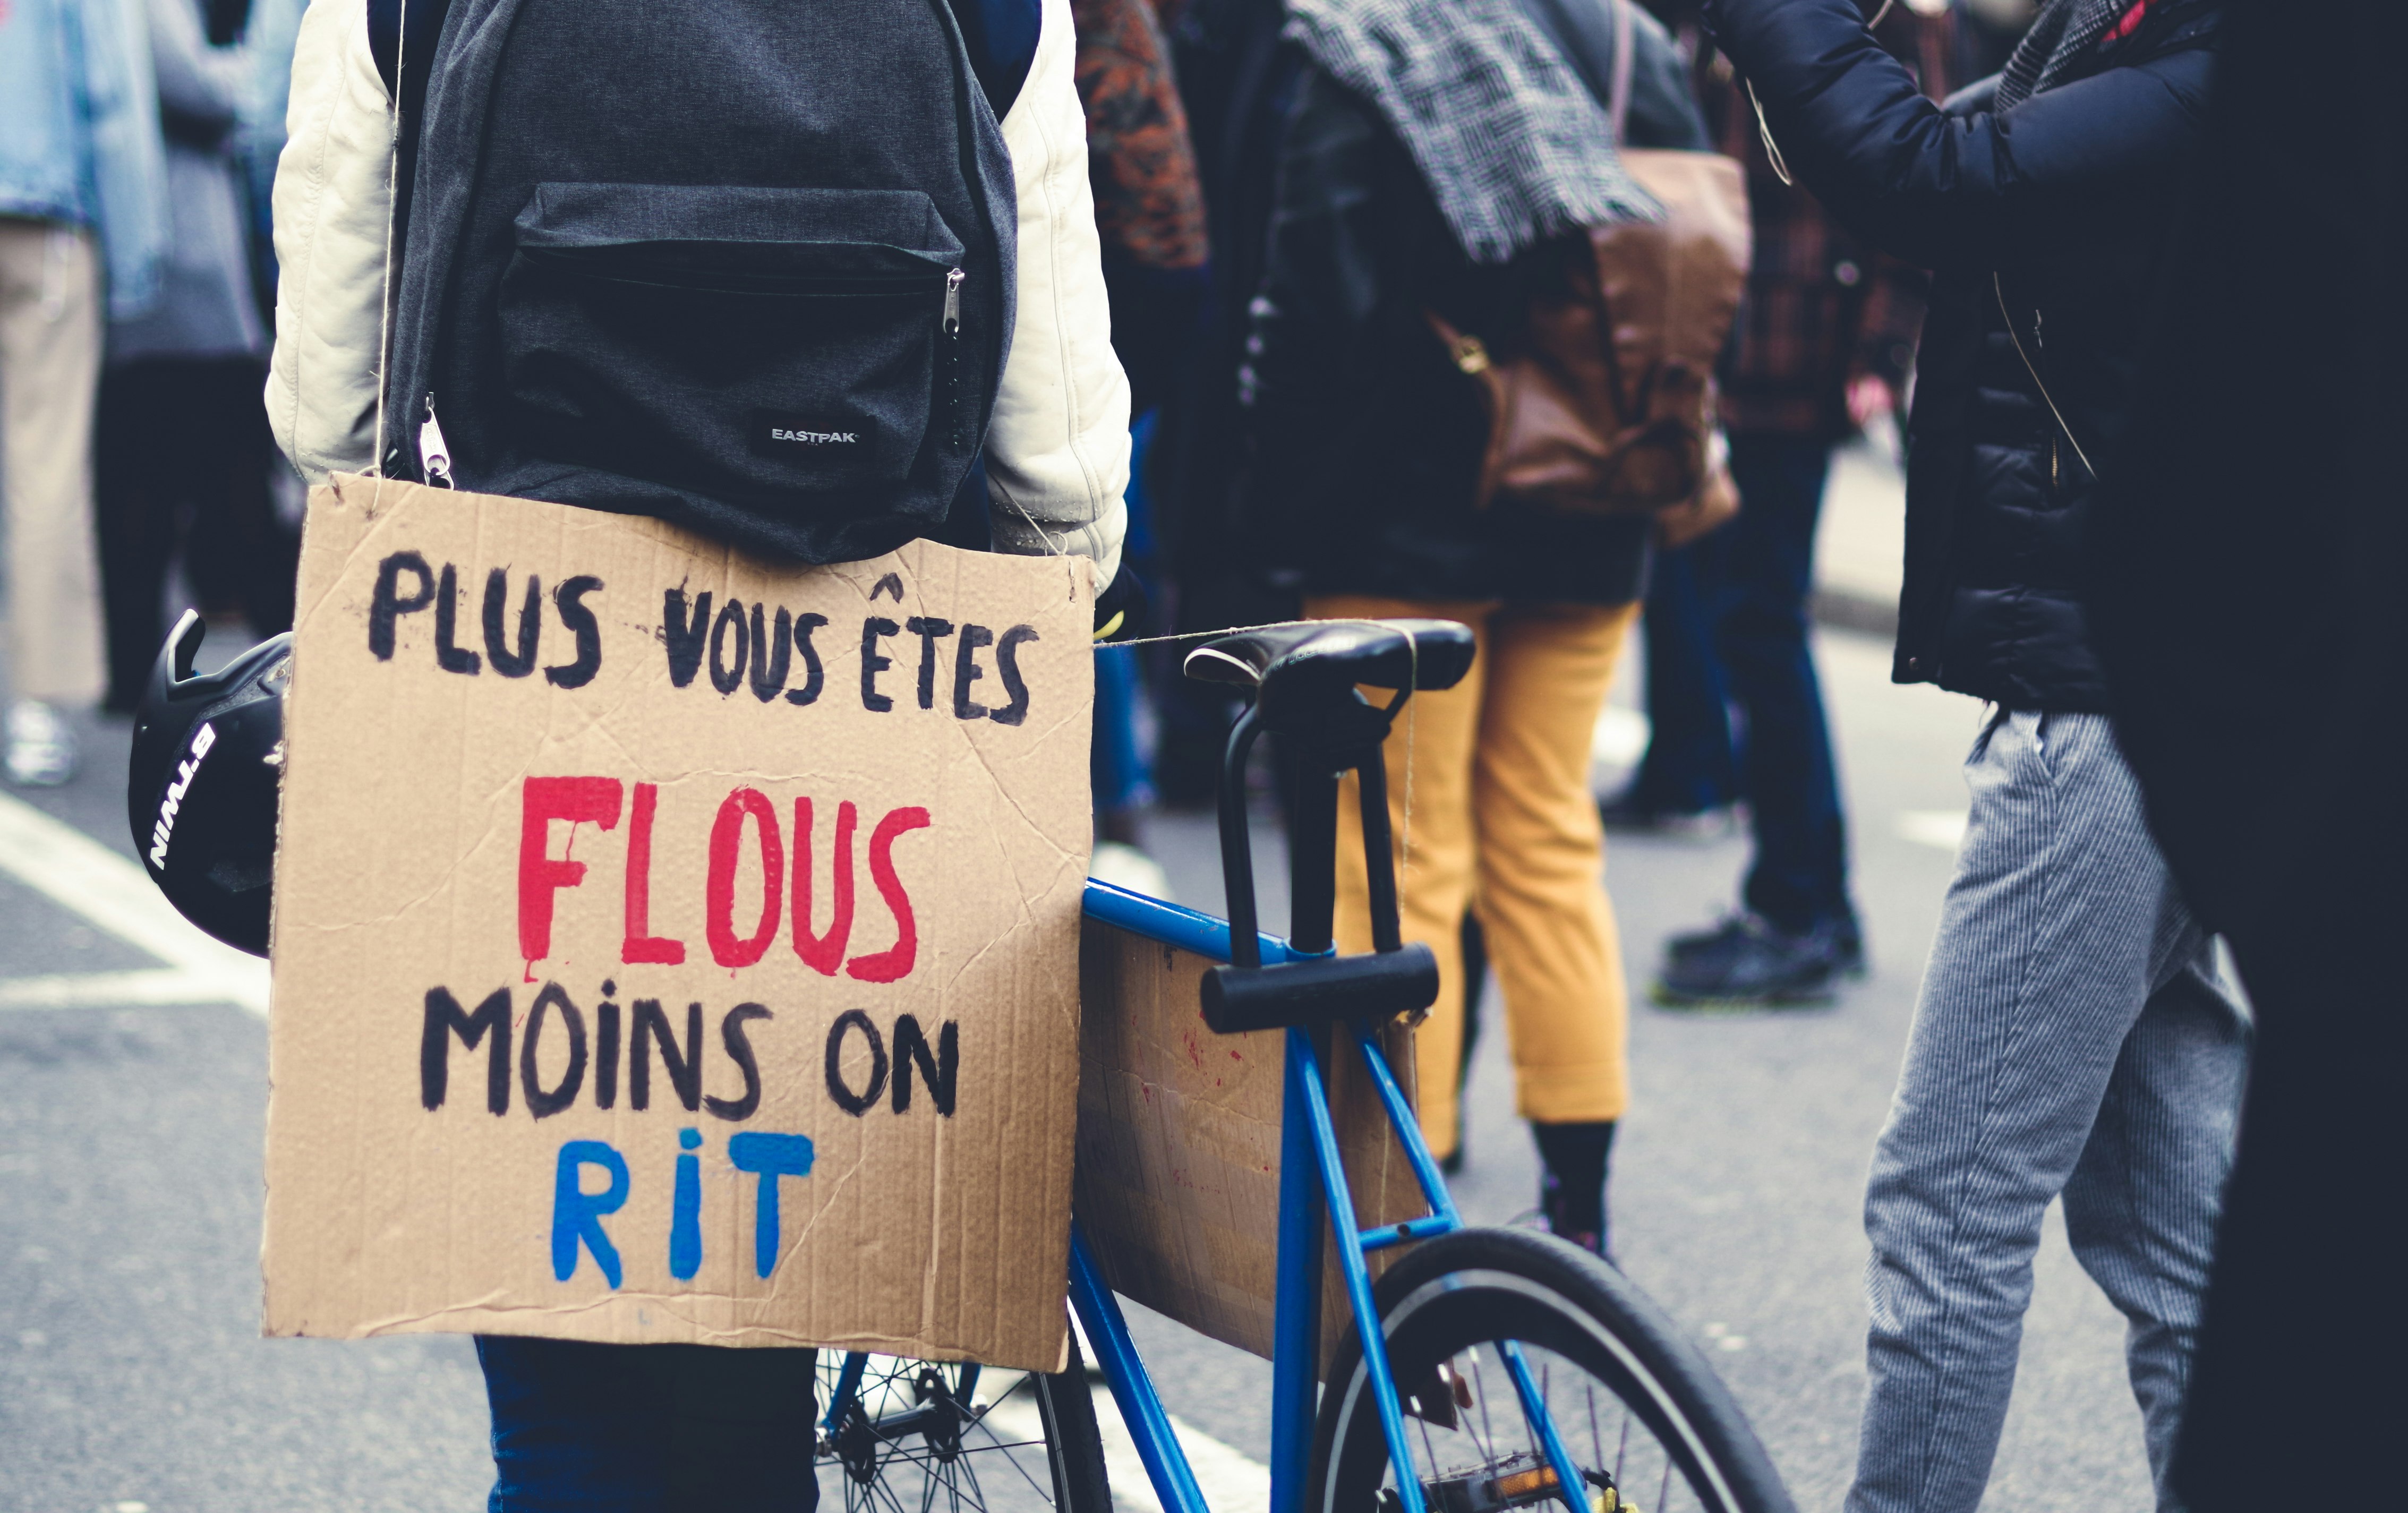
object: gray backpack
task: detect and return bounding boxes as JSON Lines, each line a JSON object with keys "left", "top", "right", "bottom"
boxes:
{"left": 379, "top": 0, "right": 1020, "bottom": 563}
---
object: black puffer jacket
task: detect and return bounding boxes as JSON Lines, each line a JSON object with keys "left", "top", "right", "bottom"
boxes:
{"left": 1704, "top": 0, "right": 2220, "bottom": 708}
{"left": 1240, "top": 0, "right": 1710, "bottom": 605}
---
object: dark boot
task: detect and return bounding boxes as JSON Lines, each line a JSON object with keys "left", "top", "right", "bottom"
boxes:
{"left": 1654, "top": 913, "right": 1856, "bottom": 1007}
{"left": 1533, "top": 1121, "right": 1616, "bottom": 1259}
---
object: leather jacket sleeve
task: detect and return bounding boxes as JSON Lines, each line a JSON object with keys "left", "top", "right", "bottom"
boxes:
{"left": 1236, "top": 66, "right": 1409, "bottom": 525}
{"left": 1701, "top": 0, "right": 2217, "bottom": 273}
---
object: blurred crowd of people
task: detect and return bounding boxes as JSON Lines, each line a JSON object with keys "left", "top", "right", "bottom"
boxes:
{"left": 2, "top": 0, "right": 2386, "bottom": 1507}
{"left": 1, "top": 0, "right": 303, "bottom": 787}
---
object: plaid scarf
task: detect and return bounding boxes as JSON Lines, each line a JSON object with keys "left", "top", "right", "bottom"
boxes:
{"left": 1285, "top": 0, "right": 1659, "bottom": 265}
{"left": 1995, "top": 0, "right": 2138, "bottom": 109}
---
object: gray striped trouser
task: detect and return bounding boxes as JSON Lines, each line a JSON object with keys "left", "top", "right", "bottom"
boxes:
{"left": 1845, "top": 710, "right": 2251, "bottom": 1513}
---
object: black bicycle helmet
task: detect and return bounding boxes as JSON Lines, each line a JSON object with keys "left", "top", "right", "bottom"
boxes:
{"left": 129, "top": 611, "right": 291, "bottom": 957}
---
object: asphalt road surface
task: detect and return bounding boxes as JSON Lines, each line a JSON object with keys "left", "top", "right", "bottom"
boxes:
{"left": 1, "top": 625, "right": 2163, "bottom": 1513}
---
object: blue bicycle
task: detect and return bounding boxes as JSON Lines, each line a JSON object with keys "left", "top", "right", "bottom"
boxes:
{"left": 809, "top": 620, "right": 1794, "bottom": 1513}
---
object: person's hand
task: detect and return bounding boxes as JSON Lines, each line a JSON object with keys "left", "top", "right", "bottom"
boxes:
{"left": 1847, "top": 373, "right": 1897, "bottom": 431}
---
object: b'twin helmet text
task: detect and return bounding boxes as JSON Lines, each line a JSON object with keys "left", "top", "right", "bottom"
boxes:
{"left": 150, "top": 722, "right": 218, "bottom": 868}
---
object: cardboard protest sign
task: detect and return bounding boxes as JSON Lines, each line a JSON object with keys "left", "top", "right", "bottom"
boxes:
{"left": 263, "top": 475, "right": 1091, "bottom": 1370}
{"left": 1073, "top": 921, "right": 1421, "bottom": 1370}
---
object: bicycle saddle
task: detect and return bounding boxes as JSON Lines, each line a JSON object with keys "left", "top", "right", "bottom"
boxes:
{"left": 1183, "top": 619, "right": 1474, "bottom": 702}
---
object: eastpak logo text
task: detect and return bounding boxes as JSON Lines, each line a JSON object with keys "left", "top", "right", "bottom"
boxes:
{"left": 748, "top": 409, "right": 875, "bottom": 464}
{"left": 149, "top": 722, "right": 218, "bottom": 868}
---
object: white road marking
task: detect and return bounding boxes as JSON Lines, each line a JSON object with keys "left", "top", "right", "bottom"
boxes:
{"left": 0, "top": 969, "right": 238, "bottom": 1010}
{"left": 1896, "top": 810, "right": 1969, "bottom": 852}
{"left": 1091, "top": 841, "right": 1175, "bottom": 904}
{"left": 1091, "top": 1387, "right": 1268, "bottom": 1513}
{"left": 0, "top": 791, "right": 269, "bottom": 1016}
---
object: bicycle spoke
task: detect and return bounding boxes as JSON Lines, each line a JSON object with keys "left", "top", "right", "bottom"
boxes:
{"left": 1584, "top": 1379, "right": 1603, "bottom": 1476}
{"left": 1395, "top": 1338, "right": 1743, "bottom": 1513}
{"left": 957, "top": 1437, "right": 988, "bottom": 1513}
{"left": 1464, "top": 1349, "right": 1483, "bottom": 1465}
{"left": 968, "top": 1377, "right": 1066, "bottom": 1506}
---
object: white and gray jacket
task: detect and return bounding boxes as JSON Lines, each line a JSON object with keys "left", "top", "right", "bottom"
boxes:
{"left": 264, "top": 0, "right": 1128, "bottom": 581}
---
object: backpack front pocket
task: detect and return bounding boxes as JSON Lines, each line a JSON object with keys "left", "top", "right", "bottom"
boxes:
{"left": 499, "top": 183, "right": 967, "bottom": 510}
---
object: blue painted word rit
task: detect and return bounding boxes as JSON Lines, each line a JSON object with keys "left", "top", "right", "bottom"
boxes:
{"left": 550, "top": 1130, "right": 815, "bottom": 1288}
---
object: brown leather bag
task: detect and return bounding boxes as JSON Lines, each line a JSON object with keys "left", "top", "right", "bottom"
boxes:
{"left": 1427, "top": 0, "right": 1751, "bottom": 527}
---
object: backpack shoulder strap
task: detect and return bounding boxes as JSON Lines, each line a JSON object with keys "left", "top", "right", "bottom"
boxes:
{"left": 370, "top": 0, "right": 457, "bottom": 473}
{"left": 367, "top": 0, "right": 399, "bottom": 88}
{"left": 945, "top": 0, "right": 1041, "bottom": 122}
{"left": 1607, "top": 0, "right": 1634, "bottom": 143}
{"left": 366, "top": 0, "right": 450, "bottom": 98}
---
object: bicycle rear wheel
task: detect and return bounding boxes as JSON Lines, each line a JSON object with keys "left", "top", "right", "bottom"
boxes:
{"left": 816, "top": 1328, "right": 1111, "bottom": 1513}
{"left": 1309, "top": 1227, "right": 1794, "bottom": 1513}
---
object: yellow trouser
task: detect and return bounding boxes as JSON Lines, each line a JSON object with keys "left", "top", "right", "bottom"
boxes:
{"left": 1309, "top": 595, "right": 1637, "bottom": 1158}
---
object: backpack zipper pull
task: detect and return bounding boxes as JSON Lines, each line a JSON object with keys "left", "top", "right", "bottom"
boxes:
{"left": 419, "top": 394, "right": 455, "bottom": 489}
{"left": 944, "top": 269, "right": 966, "bottom": 450}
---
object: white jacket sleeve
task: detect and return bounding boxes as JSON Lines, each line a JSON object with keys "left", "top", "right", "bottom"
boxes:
{"left": 985, "top": 0, "right": 1130, "bottom": 586}
{"left": 264, "top": 0, "right": 391, "bottom": 484}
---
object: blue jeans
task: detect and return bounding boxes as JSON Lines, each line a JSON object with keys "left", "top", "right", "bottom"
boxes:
{"left": 476, "top": 1336, "right": 819, "bottom": 1512}
{"left": 1628, "top": 434, "right": 1851, "bottom": 931}
{"left": 1847, "top": 711, "right": 2249, "bottom": 1513}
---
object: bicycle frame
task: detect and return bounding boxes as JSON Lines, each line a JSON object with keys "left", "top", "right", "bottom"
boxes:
{"left": 1074, "top": 877, "right": 1465, "bottom": 1513}
{"left": 808, "top": 875, "right": 1475, "bottom": 1513}
{"left": 822, "top": 644, "right": 1598, "bottom": 1513}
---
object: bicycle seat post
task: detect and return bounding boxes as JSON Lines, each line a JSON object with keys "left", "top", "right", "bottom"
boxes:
{"left": 1216, "top": 691, "right": 1385, "bottom": 964}
{"left": 1284, "top": 743, "right": 1342, "bottom": 958}
{"left": 1215, "top": 703, "right": 1268, "bottom": 969}
{"left": 1352, "top": 738, "right": 1406, "bottom": 955}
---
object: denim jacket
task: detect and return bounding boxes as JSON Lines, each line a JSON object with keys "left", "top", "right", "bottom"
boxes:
{"left": 0, "top": 0, "right": 167, "bottom": 317}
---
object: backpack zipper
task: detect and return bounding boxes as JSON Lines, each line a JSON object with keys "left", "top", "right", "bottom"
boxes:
{"left": 419, "top": 393, "right": 455, "bottom": 488}
{"left": 944, "top": 267, "right": 966, "bottom": 450}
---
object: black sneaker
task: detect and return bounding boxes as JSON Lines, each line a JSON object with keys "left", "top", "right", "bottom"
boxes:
{"left": 1666, "top": 913, "right": 1750, "bottom": 960}
{"left": 1653, "top": 914, "right": 1852, "bottom": 1008}
{"left": 1669, "top": 912, "right": 1865, "bottom": 976}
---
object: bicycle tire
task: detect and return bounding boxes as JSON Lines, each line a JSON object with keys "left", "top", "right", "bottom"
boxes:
{"left": 1309, "top": 1227, "right": 1795, "bottom": 1513}
{"left": 816, "top": 1327, "right": 1111, "bottom": 1513}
